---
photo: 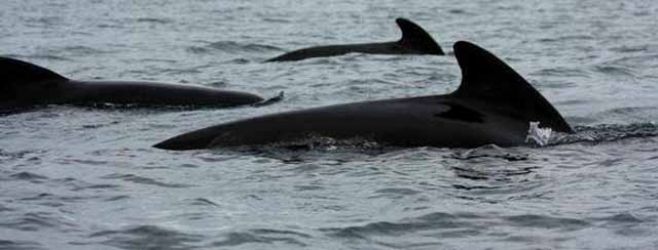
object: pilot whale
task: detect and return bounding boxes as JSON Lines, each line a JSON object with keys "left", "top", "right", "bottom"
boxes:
{"left": 1, "top": 57, "right": 266, "bottom": 113}
{"left": 154, "top": 41, "right": 573, "bottom": 150}
{"left": 266, "top": 18, "right": 444, "bottom": 62}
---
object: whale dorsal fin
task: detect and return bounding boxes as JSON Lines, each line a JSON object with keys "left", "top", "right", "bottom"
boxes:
{"left": 452, "top": 41, "right": 573, "bottom": 133}
{"left": 395, "top": 18, "right": 444, "bottom": 55}
{"left": 0, "top": 57, "right": 67, "bottom": 84}
{"left": 1, "top": 57, "right": 68, "bottom": 104}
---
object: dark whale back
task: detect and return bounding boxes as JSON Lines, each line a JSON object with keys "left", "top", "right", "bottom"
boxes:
{"left": 154, "top": 41, "right": 573, "bottom": 150}
{"left": 451, "top": 41, "right": 573, "bottom": 133}
{"left": 266, "top": 18, "right": 443, "bottom": 62}
{"left": 1, "top": 56, "right": 267, "bottom": 112}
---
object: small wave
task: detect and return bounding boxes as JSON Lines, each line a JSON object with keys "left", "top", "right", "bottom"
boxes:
{"left": 537, "top": 34, "right": 594, "bottom": 43}
{"left": 592, "top": 213, "right": 651, "bottom": 236}
{"left": 322, "top": 212, "right": 474, "bottom": 238}
{"left": 18, "top": 191, "right": 97, "bottom": 208}
{"left": 610, "top": 45, "right": 649, "bottom": 53}
{"left": 73, "top": 183, "right": 120, "bottom": 191}
{"left": 0, "top": 149, "right": 44, "bottom": 166}
{"left": 89, "top": 225, "right": 203, "bottom": 250}
{"left": 0, "top": 212, "right": 77, "bottom": 232}
{"left": 187, "top": 41, "right": 282, "bottom": 54}
{"left": 0, "top": 239, "right": 44, "bottom": 250}
{"left": 593, "top": 65, "right": 636, "bottom": 77}
{"left": 135, "top": 18, "right": 173, "bottom": 24}
{"left": 188, "top": 197, "right": 221, "bottom": 207}
{"left": 225, "top": 58, "right": 251, "bottom": 64}
{"left": 552, "top": 123, "right": 658, "bottom": 145}
{"left": 157, "top": 67, "right": 202, "bottom": 75}
{"left": 448, "top": 9, "right": 468, "bottom": 15}
{"left": 8, "top": 172, "right": 48, "bottom": 183}
{"left": 104, "top": 195, "right": 130, "bottom": 202}
{"left": 450, "top": 164, "right": 539, "bottom": 182}
{"left": 260, "top": 17, "right": 290, "bottom": 23}
{"left": 604, "top": 54, "right": 658, "bottom": 68}
{"left": 450, "top": 144, "right": 529, "bottom": 161}
{"left": 24, "top": 54, "right": 71, "bottom": 61}
{"left": 59, "top": 158, "right": 108, "bottom": 166}
{"left": 0, "top": 204, "right": 13, "bottom": 212}
{"left": 212, "top": 229, "right": 310, "bottom": 247}
{"left": 592, "top": 106, "right": 658, "bottom": 122}
{"left": 14, "top": 46, "right": 109, "bottom": 61}
{"left": 530, "top": 67, "right": 589, "bottom": 77}
{"left": 323, "top": 211, "right": 591, "bottom": 248}
{"left": 59, "top": 46, "right": 109, "bottom": 56}
{"left": 503, "top": 214, "right": 590, "bottom": 231}
{"left": 373, "top": 187, "right": 420, "bottom": 196}
{"left": 27, "top": 16, "right": 63, "bottom": 26}
{"left": 595, "top": 212, "right": 644, "bottom": 225}
{"left": 101, "top": 174, "right": 192, "bottom": 188}
{"left": 294, "top": 184, "right": 324, "bottom": 191}
{"left": 57, "top": 177, "right": 121, "bottom": 191}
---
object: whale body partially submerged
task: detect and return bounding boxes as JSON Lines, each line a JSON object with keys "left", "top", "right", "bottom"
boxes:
{"left": 1, "top": 57, "right": 266, "bottom": 114}
{"left": 155, "top": 41, "right": 573, "bottom": 150}
{"left": 266, "top": 18, "right": 444, "bottom": 62}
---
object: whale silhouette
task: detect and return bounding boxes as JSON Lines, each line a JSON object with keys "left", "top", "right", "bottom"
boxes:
{"left": 266, "top": 18, "right": 444, "bottom": 62}
{"left": 1, "top": 57, "right": 267, "bottom": 114}
{"left": 154, "top": 41, "right": 573, "bottom": 150}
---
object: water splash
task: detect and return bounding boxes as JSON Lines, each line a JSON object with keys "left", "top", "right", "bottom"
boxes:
{"left": 525, "top": 121, "right": 553, "bottom": 147}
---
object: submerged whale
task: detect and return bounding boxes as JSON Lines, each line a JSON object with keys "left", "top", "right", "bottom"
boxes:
{"left": 154, "top": 41, "right": 573, "bottom": 150}
{"left": 266, "top": 18, "right": 444, "bottom": 62}
{"left": 1, "top": 57, "right": 266, "bottom": 113}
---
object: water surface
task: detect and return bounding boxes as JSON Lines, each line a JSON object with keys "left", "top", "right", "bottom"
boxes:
{"left": 1, "top": 0, "right": 657, "bottom": 249}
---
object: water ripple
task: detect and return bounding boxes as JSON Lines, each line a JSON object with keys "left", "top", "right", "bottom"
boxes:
{"left": 0, "top": 212, "right": 78, "bottom": 232}
{"left": 0, "top": 240, "right": 43, "bottom": 250}
{"left": 187, "top": 41, "right": 282, "bottom": 54}
{"left": 322, "top": 211, "right": 595, "bottom": 248}
{"left": 8, "top": 172, "right": 48, "bottom": 183}
{"left": 503, "top": 214, "right": 590, "bottom": 231}
{"left": 100, "top": 174, "right": 192, "bottom": 188}
{"left": 554, "top": 123, "right": 658, "bottom": 145}
{"left": 89, "top": 225, "right": 203, "bottom": 250}
{"left": 188, "top": 198, "right": 221, "bottom": 207}
{"left": 3, "top": 0, "right": 658, "bottom": 249}
{"left": 212, "top": 229, "right": 309, "bottom": 247}
{"left": 135, "top": 18, "right": 173, "bottom": 24}
{"left": 322, "top": 212, "right": 475, "bottom": 238}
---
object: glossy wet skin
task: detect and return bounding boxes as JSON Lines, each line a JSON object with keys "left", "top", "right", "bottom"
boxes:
{"left": 2, "top": 80, "right": 264, "bottom": 111}
{"left": 1, "top": 57, "right": 265, "bottom": 111}
{"left": 154, "top": 94, "right": 530, "bottom": 150}
{"left": 62, "top": 80, "right": 263, "bottom": 106}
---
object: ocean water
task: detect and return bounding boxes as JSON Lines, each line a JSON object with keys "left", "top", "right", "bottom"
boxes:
{"left": 1, "top": 0, "right": 658, "bottom": 249}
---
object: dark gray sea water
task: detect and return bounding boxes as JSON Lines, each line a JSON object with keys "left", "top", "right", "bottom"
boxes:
{"left": 2, "top": 0, "right": 658, "bottom": 249}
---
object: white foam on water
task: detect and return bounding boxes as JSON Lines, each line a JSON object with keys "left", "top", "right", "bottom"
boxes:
{"left": 525, "top": 121, "right": 552, "bottom": 147}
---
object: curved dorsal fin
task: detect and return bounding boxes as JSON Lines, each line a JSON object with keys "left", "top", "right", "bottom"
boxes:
{"left": 1, "top": 57, "right": 68, "bottom": 104}
{"left": 452, "top": 41, "right": 573, "bottom": 133}
{"left": 0, "top": 57, "right": 67, "bottom": 84}
{"left": 395, "top": 18, "right": 444, "bottom": 55}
